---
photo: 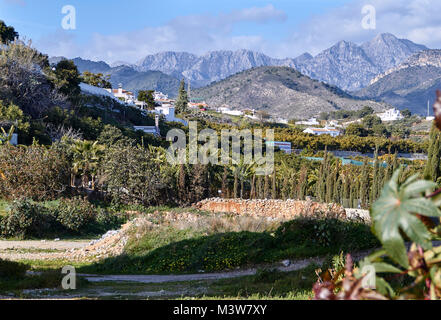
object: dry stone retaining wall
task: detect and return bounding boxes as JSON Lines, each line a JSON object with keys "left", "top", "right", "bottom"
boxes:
{"left": 193, "top": 198, "right": 347, "bottom": 220}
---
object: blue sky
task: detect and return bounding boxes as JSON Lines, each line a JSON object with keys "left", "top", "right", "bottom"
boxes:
{"left": 1, "top": 0, "right": 441, "bottom": 63}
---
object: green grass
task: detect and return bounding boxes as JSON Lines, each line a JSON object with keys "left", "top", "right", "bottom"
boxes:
{"left": 79, "top": 217, "right": 379, "bottom": 275}
{"left": 201, "top": 265, "right": 319, "bottom": 300}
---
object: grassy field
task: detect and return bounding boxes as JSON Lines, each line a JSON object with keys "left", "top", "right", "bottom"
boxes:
{"left": 79, "top": 215, "right": 379, "bottom": 275}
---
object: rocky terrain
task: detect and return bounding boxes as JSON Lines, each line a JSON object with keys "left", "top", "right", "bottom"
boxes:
{"left": 49, "top": 57, "right": 181, "bottom": 97}
{"left": 193, "top": 66, "right": 390, "bottom": 119}
{"left": 354, "top": 50, "right": 441, "bottom": 114}
{"left": 134, "top": 33, "right": 426, "bottom": 91}
{"left": 57, "top": 33, "right": 426, "bottom": 97}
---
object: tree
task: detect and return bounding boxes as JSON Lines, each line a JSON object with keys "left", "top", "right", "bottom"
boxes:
{"left": 372, "top": 123, "right": 390, "bottom": 138}
{"left": 0, "top": 20, "right": 18, "bottom": 44}
{"left": 81, "top": 71, "right": 112, "bottom": 89}
{"left": 401, "top": 108, "right": 412, "bottom": 118}
{"left": 71, "top": 140, "right": 105, "bottom": 189}
{"left": 345, "top": 123, "right": 367, "bottom": 137}
{"left": 362, "top": 114, "right": 382, "bottom": 129}
{"left": 356, "top": 106, "right": 374, "bottom": 118}
{"left": 0, "top": 42, "right": 67, "bottom": 118}
{"left": 53, "top": 59, "right": 81, "bottom": 98}
{"left": 256, "top": 110, "right": 270, "bottom": 122}
{"left": 424, "top": 125, "right": 441, "bottom": 183}
{"left": 138, "top": 90, "right": 156, "bottom": 110}
{"left": 102, "top": 144, "right": 170, "bottom": 206}
{"left": 175, "top": 79, "right": 189, "bottom": 114}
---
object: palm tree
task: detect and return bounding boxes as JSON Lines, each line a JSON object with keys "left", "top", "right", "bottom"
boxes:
{"left": 71, "top": 140, "right": 105, "bottom": 189}
{"left": 0, "top": 125, "right": 14, "bottom": 146}
{"left": 229, "top": 160, "right": 256, "bottom": 199}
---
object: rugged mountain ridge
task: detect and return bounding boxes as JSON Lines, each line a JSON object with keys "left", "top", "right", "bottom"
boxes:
{"left": 49, "top": 57, "right": 181, "bottom": 97}
{"left": 193, "top": 66, "right": 390, "bottom": 119}
{"left": 354, "top": 50, "right": 441, "bottom": 115}
{"left": 132, "top": 33, "right": 426, "bottom": 91}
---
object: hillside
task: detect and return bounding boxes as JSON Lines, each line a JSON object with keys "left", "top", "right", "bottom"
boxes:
{"left": 354, "top": 50, "right": 441, "bottom": 115}
{"left": 49, "top": 57, "right": 181, "bottom": 97}
{"left": 193, "top": 66, "right": 389, "bottom": 119}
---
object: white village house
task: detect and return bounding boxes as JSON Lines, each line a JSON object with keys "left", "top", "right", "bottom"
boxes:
{"left": 303, "top": 127, "right": 341, "bottom": 137}
{"left": 296, "top": 118, "right": 320, "bottom": 126}
{"left": 105, "top": 84, "right": 137, "bottom": 105}
{"left": 217, "top": 106, "right": 244, "bottom": 117}
{"left": 377, "top": 108, "right": 404, "bottom": 122}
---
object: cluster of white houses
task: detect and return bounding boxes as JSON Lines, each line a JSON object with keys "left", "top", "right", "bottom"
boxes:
{"left": 80, "top": 83, "right": 188, "bottom": 136}
{"left": 298, "top": 108, "right": 406, "bottom": 137}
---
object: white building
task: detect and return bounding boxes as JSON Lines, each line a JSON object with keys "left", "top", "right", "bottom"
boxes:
{"left": 217, "top": 106, "right": 244, "bottom": 116}
{"left": 105, "top": 84, "right": 136, "bottom": 105}
{"left": 148, "top": 104, "right": 188, "bottom": 126}
{"left": 296, "top": 118, "right": 320, "bottom": 126}
{"left": 303, "top": 127, "right": 341, "bottom": 137}
{"left": 377, "top": 108, "right": 404, "bottom": 122}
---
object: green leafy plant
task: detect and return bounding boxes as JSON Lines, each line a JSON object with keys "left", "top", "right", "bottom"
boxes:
{"left": 314, "top": 167, "right": 441, "bottom": 300}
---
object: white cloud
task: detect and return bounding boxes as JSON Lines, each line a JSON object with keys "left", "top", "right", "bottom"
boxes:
{"left": 34, "top": 0, "right": 441, "bottom": 63}
{"left": 34, "top": 5, "right": 285, "bottom": 63}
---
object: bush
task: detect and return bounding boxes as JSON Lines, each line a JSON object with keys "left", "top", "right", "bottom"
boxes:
{"left": 0, "top": 144, "right": 70, "bottom": 201}
{"left": 275, "top": 216, "right": 379, "bottom": 250}
{"left": 0, "top": 199, "right": 40, "bottom": 238}
{"left": 0, "top": 199, "right": 59, "bottom": 239}
{"left": 55, "top": 197, "right": 96, "bottom": 233}
{"left": 0, "top": 259, "right": 28, "bottom": 279}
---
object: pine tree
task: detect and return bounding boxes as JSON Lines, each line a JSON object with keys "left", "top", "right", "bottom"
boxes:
{"left": 175, "top": 79, "right": 189, "bottom": 114}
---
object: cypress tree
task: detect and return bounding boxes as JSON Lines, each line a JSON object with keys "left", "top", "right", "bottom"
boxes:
{"left": 264, "top": 174, "right": 270, "bottom": 199}
{"left": 371, "top": 146, "right": 379, "bottom": 204}
{"left": 271, "top": 171, "right": 277, "bottom": 199}
{"left": 221, "top": 166, "right": 228, "bottom": 198}
{"left": 297, "top": 166, "right": 308, "bottom": 200}
{"left": 250, "top": 175, "right": 256, "bottom": 199}
{"left": 178, "top": 164, "right": 188, "bottom": 205}
{"left": 425, "top": 125, "right": 441, "bottom": 183}
{"left": 175, "top": 79, "right": 189, "bottom": 114}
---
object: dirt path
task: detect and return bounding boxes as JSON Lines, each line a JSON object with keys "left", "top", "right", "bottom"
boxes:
{"left": 80, "top": 256, "right": 326, "bottom": 284}
{"left": 0, "top": 240, "right": 92, "bottom": 261}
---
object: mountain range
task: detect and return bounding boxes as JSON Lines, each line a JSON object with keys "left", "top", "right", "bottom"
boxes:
{"left": 355, "top": 49, "right": 441, "bottom": 115}
{"left": 51, "top": 33, "right": 435, "bottom": 116}
{"left": 192, "top": 66, "right": 390, "bottom": 119}
{"left": 133, "top": 33, "right": 427, "bottom": 91}
{"left": 49, "top": 57, "right": 181, "bottom": 97}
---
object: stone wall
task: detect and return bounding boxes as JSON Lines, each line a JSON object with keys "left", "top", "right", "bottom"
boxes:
{"left": 193, "top": 198, "right": 347, "bottom": 220}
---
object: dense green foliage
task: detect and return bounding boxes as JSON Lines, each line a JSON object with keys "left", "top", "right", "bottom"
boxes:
{"left": 0, "top": 198, "right": 123, "bottom": 238}
{"left": 0, "top": 20, "right": 18, "bottom": 44}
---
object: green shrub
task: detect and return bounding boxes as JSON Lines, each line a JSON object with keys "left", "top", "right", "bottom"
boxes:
{"left": 0, "top": 258, "right": 28, "bottom": 279}
{"left": 55, "top": 197, "right": 96, "bottom": 233}
{"left": 275, "top": 216, "right": 379, "bottom": 250}
{"left": 96, "top": 208, "right": 120, "bottom": 229}
{"left": 0, "top": 199, "right": 40, "bottom": 238}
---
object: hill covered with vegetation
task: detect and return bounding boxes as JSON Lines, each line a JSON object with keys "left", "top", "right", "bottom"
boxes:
{"left": 193, "top": 66, "right": 390, "bottom": 119}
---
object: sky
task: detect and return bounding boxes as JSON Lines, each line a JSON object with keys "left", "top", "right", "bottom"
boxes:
{"left": 1, "top": 0, "right": 441, "bottom": 64}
